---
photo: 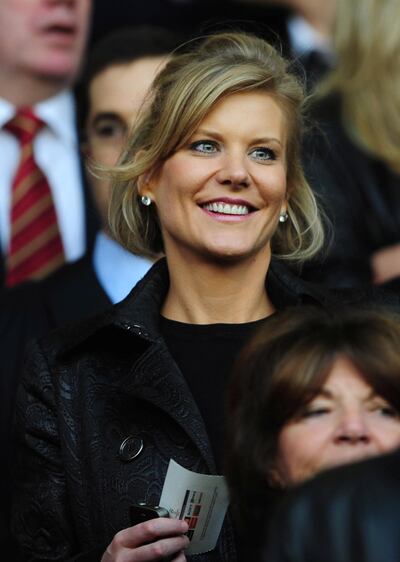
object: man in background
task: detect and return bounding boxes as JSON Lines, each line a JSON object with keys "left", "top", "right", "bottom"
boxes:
{"left": 0, "top": 0, "right": 96, "bottom": 287}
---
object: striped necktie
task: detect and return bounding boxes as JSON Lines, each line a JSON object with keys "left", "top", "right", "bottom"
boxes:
{"left": 4, "top": 107, "right": 65, "bottom": 287}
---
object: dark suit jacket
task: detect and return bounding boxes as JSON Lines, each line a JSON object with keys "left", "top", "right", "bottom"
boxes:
{"left": 263, "top": 448, "right": 400, "bottom": 562}
{"left": 0, "top": 257, "right": 110, "bottom": 557}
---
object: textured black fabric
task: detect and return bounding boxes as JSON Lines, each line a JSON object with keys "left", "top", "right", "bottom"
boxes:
{"left": 10, "top": 257, "right": 399, "bottom": 561}
{"left": 0, "top": 257, "right": 110, "bottom": 557}
{"left": 10, "top": 257, "right": 339, "bottom": 562}
{"left": 263, "top": 448, "right": 400, "bottom": 562}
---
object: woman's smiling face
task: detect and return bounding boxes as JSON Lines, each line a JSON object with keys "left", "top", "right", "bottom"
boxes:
{"left": 144, "top": 90, "right": 288, "bottom": 264}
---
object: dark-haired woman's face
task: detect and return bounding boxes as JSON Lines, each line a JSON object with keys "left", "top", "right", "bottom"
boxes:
{"left": 273, "top": 355, "right": 400, "bottom": 485}
{"left": 144, "top": 90, "right": 288, "bottom": 265}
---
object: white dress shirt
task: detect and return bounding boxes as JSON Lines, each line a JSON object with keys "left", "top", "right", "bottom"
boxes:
{"left": 93, "top": 231, "right": 152, "bottom": 304}
{"left": 0, "top": 90, "right": 86, "bottom": 261}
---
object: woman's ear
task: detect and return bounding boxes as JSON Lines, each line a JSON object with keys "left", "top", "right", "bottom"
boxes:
{"left": 137, "top": 169, "right": 157, "bottom": 200}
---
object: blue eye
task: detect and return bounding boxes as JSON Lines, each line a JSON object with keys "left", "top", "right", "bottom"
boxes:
{"left": 190, "top": 140, "right": 218, "bottom": 154}
{"left": 250, "top": 147, "right": 276, "bottom": 161}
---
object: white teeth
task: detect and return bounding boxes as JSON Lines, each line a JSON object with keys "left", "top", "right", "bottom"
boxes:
{"left": 203, "top": 202, "right": 250, "bottom": 215}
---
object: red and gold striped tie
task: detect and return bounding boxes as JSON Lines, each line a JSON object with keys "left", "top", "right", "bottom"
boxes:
{"left": 5, "top": 107, "right": 65, "bottom": 287}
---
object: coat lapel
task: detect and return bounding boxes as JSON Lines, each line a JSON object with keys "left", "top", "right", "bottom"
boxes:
{"left": 119, "top": 339, "right": 216, "bottom": 474}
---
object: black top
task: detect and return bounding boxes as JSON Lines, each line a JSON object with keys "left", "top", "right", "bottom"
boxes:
{"left": 160, "top": 315, "right": 270, "bottom": 471}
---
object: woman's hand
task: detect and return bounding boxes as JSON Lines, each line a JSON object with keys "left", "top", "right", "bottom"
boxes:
{"left": 101, "top": 517, "right": 189, "bottom": 561}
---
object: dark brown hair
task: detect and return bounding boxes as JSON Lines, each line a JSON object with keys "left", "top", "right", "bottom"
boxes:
{"left": 225, "top": 305, "right": 400, "bottom": 534}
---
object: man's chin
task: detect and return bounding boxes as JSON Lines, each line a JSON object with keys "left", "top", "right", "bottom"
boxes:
{"left": 32, "top": 54, "right": 81, "bottom": 83}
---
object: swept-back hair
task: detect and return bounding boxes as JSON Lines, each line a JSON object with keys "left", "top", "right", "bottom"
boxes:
{"left": 108, "top": 31, "right": 324, "bottom": 261}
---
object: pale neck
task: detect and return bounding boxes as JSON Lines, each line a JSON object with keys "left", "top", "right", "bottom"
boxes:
{"left": 162, "top": 249, "right": 275, "bottom": 324}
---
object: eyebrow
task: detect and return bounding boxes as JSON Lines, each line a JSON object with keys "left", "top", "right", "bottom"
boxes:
{"left": 313, "top": 389, "right": 334, "bottom": 400}
{"left": 90, "top": 112, "right": 124, "bottom": 127}
{"left": 193, "top": 128, "right": 283, "bottom": 147}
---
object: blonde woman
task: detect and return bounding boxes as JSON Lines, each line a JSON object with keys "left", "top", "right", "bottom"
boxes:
{"left": 303, "top": 0, "right": 400, "bottom": 288}
{"left": 13, "top": 31, "right": 339, "bottom": 562}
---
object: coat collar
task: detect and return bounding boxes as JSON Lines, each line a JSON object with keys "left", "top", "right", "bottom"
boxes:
{"left": 57, "top": 256, "right": 334, "bottom": 356}
{"left": 54, "top": 257, "right": 335, "bottom": 474}
{"left": 113, "top": 256, "right": 334, "bottom": 334}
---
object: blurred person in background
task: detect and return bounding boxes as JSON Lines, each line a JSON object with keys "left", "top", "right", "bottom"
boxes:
{"left": 91, "top": 0, "right": 336, "bottom": 89}
{"left": 226, "top": 305, "right": 400, "bottom": 559}
{"left": 0, "top": 25, "right": 177, "bottom": 554}
{"left": 91, "top": 0, "right": 291, "bottom": 54}
{"left": 238, "top": 0, "right": 336, "bottom": 88}
{"left": 0, "top": 0, "right": 97, "bottom": 288}
{"left": 302, "top": 0, "right": 400, "bottom": 288}
{"left": 263, "top": 443, "right": 400, "bottom": 562}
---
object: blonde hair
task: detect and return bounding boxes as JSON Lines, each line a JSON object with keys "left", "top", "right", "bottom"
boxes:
{"left": 319, "top": 0, "right": 400, "bottom": 172}
{"left": 109, "top": 32, "right": 324, "bottom": 262}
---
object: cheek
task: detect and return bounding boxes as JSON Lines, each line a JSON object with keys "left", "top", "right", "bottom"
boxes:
{"left": 152, "top": 165, "right": 187, "bottom": 207}
{"left": 373, "top": 422, "right": 400, "bottom": 450}
{"left": 277, "top": 425, "right": 330, "bottom": 482}
{"left": 258, "top": 169, "right": 287, "bottom": 202}
{"left": 90, "top": 144, "right": 123, "bottom": 167}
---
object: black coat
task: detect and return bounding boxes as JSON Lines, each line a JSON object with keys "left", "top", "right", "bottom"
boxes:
{"left": 10, "top": 258, "right": 397, "bottom": 561}
{"left": 263, "top": 448, "right": 400, "bottom": 562}
{"left": 0, "top": 257, "right": 110, "bottom": 558}
{"left": 0, "top": 256, "right": 111, "bottom": 448}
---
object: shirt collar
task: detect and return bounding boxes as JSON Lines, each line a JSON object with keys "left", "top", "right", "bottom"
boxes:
{"left": 0, "top": 97, "right": 16, "bottom": 128}
{"left": 0, "top": 90, "right": 78, "bottom": 146}
{"left": 35, "top": 90, "right": 78, "bottom": 146}
{"left": 93, "top": 231, "right": 153, "bottom": 305}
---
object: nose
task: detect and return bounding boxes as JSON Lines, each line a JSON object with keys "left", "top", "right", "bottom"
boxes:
{"left": 333, "top": 410, "right": 371, "bottom": 445}
{"left": 215, "top": 152, "right": 250, "bottom": 189}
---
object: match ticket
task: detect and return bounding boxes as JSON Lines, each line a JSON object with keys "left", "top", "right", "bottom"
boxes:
{"left": 159, "top": 459, "right": 229, "bottom": 555}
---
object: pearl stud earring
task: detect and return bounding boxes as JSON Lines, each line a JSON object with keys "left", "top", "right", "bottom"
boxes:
{"left": 141, "top": 195, "right": 152, "bottom": 207}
